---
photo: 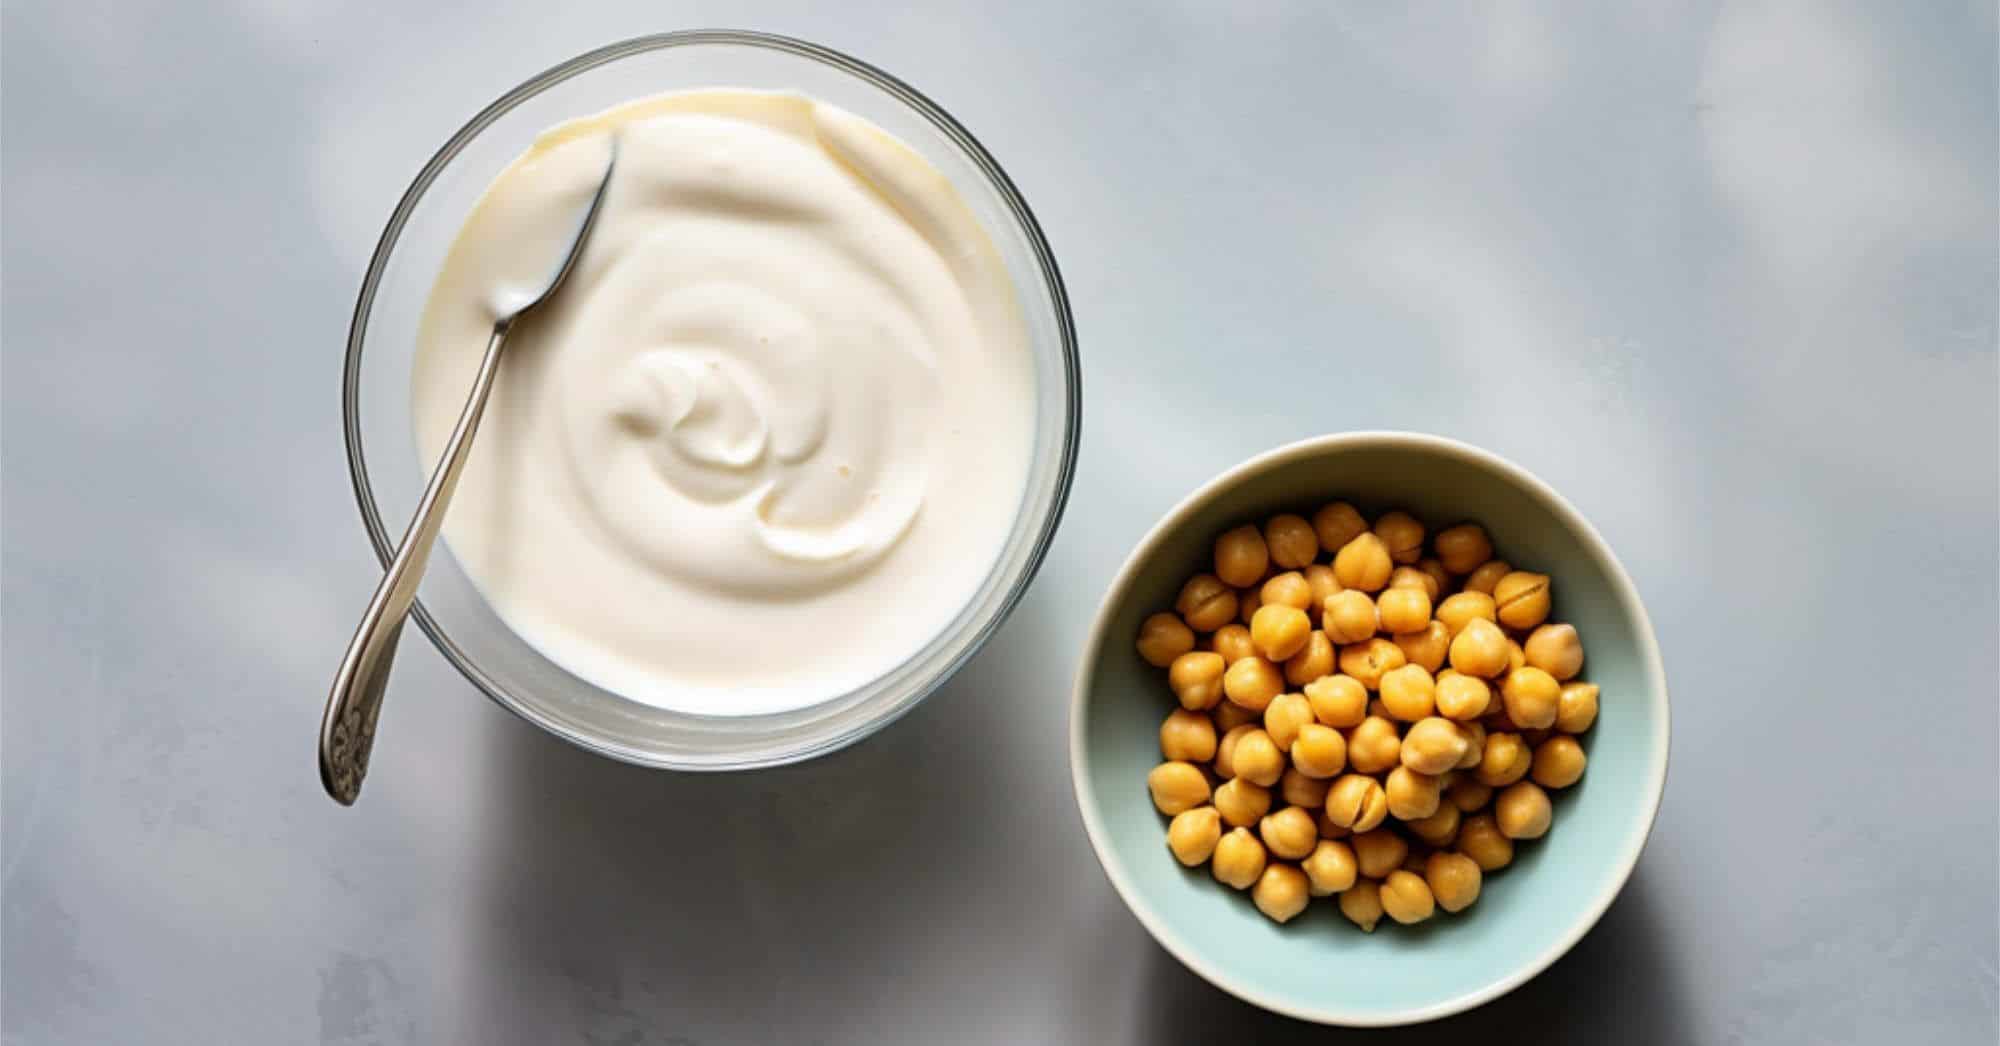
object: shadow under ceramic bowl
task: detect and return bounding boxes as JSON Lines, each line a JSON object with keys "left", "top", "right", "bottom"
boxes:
{"left": 1070, "top": 432, "right": 1667, "bottom": 1026}
{"left": 343, "top": 31, "right": 1078, "bottom": 770}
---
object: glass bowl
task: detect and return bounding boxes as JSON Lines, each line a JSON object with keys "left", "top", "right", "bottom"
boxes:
{"left": 342, "top": 31, "right": 1079, "bottom": 770}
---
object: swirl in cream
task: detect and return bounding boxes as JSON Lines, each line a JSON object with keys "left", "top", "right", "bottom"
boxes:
{"left": 411, "top": 91, "right": 1033, "bottom": 713}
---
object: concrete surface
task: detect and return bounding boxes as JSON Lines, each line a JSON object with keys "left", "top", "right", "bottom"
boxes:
{"left": 4, "top": 1, "right": 1995, "bottom": 1042}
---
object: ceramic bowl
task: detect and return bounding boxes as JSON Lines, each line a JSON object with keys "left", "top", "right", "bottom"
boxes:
{"left": 1070, "top": 432, "right": 1668, "bottom": 1025}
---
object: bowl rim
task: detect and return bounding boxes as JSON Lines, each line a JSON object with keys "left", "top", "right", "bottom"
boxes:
{"left": 342, "top": 29, "right": 1081, "bottom": 770}
{"left": 1067, "top": 431, "right": 1670, "bottom": 1027}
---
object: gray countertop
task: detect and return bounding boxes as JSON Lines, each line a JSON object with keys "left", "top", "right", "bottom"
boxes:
{"left": 4, "top": 2, "right": 1995, "bottom": 1042}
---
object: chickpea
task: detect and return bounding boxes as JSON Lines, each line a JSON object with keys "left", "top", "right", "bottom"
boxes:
{"left": 1263, "top": 513, "right": 1319, "bottom": 570}
{"left": 1385, "top": 765, "right": 1443, "bottom": 821}
{"left": 1449, "top": 618, "right": 1511, "bottom": 678}
{"left": 1223, "top": 657, "right": 1284, "bottom": 712}
{"left": 1176, "top": 574, "right": 1238, "bottom": 632}
{"left": 1506, "top": 639, "right": 1528, "bottom": 674}
{"left": 1400, "top": 717, "right": 1470, "bottom": 775}
{"left": 1304, "top": 674, "right": 1368, "bottom": 727}
{"left": 1435, "top": 591, "right": 1498, "bottom": 637}
{"left": 1290, "top": 723, "right": 1348, "bottom": 779}
{"left": 1252, "top": 863, "right": 1311, "bottom": 923}
{"left": 1531, "top": 735, "right": 1588, "bottom": 789}
{"left": 1136, "top": 612, "right": 1195, "bottom": 667}
{"left": 1339, "top": 879, "right": 1385, "bottom": 933}
{"left": 1500, "top": 666, "right": 1560, "bottom": 730}
{"left": 1281, "top": 767, "right": 1332, "bottom": 808}
{"left": 1213, "top": 724, "right": 1254, "bottom": 779}
{"left": 1378, "top": 664, "right": 1437, "bottom": 722}
{"left": 1260, "top": 692, "right": 1311, "bottom": 751}
{"left": 1556, "top": 681, "right": 1600, "bottom": 734}
{"left": 1312, "top": 501, "right": 1368, "bottom": 554}
{"left": 1406, "top": 802, "right": 1461, "bottom": 847}
{"left": 1493, "top": 571, "right": 1552, "bottom": 630}
{"left": 1303, "top": 563, "right": 1342, "bottom": 608}
{"left": 1463, "top": 559, "right": 1511, "bottom": 595}
{"left": 1323, "top": 774, "right": 1389, "bottom": 833}
{"left": 1455, "top": 721, "right": 1487, "bottom": 769}
{"left": 1256, "top": 574, "right": 1309, "bottom": 615}
{"left": 1321, "top": 589, "right": 1378, "bottom": 644}
{"left": 1338, "top": 638, "right": 1406, "bottom": 690}
{"left": 1367, "top": 698, "right": 1391, "bottom": 720}
{"left": 1475, "top": 732, "right": 1532, "bottom": 787}
{"left": 1167, "top": 652, "right": 1225, "bottom": 710}
{"left": 1214, "top": 699, "right": 1259, "bottom": 732}
{"left": 1214, "top": 525, "right": 1270, "bottom": 588}
{"left": 1417, "top": 557, "right": 1452, "bottom": 597}
{"left": 1388, "top": 565, "right": 1440, "bottom": 600}
{"left": 1147, "top": 761, "right": 1211, "bottom": 815}
{"left": 1231, "top": 728, "right": 1285, "bottom": 787}
{"left": 1236, "top": 584, "right": 1262, "bottom": 626}
{"left": 1372, "top": 510, "right": 1425, "bottom": 565}
{"left": 1303, "top": 839, "right": 1358, "bottom": 895}
{"left": 1457, "top": 814, "right": 1514, "bottom": 871}
{"left": 1283, "top": 630, "right": 1335, "bottom": 687}
{"left": 1351, "top": 828, "right": 1409, "bottom": 879}
{"left": 1376, "top": 586, "right": 1433, "bottom": 635}
{"left": 1159, "top": 709, "right": 1218, "bottom": 762}
{"left": 1380, "top": 869, "right": 1436, "bottom": 924}
{"left": 1314, "top": 809, "right": 1351, "bottom": 840}
{"left": 1394, "top": 621, "right": 1451, "bottom": 673}
{"left": 1434, "top": 669, "right": 1492, "bottom": 720}
{"left": 1210, "top": 624, "right": 1256, "bottom": 664}
{"left": 1520, "top": 623, "right": 1582, "bottom": 682}
{"left": 1249, "top": 604, "right": 1312, "bottom": 662}
{"left": 1400, "top": 851, "right": 1430, "bottom": 875}
{"left": 1425, "top": 852, "right": 1483, "bottom": 913}
{"left": 1346, "top": 715, "right": 1402, "bottom": 774}
{"left": 1495, "top": 780, "right": 1553, "bottom": 839}
{"left": 1259, "top": 806, "right": 1320, "bottom": 860}
{"left": 1433, "top": 523, "right": 1493, "bottom": 575}
{"left": 1211, "top": 827, "right": 1267, "bottom": 889}
{"left": 1520, "top": 726, "right": 1550, "bottom": 747}
{"left": 1166, "top": 806, "right": 1222, "bottom": 866}
{"left": 1333, "top": 532, "right": 1394, "bottom": 592}
{"left": 1448, "top": 777, "right": 1493, "bottom": 813}
{"left": 1212, "top": 777, "right": 1272, "bottom": 828}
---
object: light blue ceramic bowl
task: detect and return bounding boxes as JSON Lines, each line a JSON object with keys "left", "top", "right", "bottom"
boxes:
{"left": 1070, "top": 432, "right": 1669, "bottom": 1026}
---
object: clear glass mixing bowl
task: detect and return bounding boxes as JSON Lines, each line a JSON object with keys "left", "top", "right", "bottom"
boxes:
{"left": 341, "top": 30, "right": 1079, "bottom": 769}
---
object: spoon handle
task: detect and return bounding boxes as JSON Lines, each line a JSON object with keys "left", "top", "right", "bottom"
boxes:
{"left": 320, "top": 321, "right": 511, "bottom": 805}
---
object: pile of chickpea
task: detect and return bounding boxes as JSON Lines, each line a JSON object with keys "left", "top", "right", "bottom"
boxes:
{"left": 1135, "top": 503, "right": 1598, "bottom": 929}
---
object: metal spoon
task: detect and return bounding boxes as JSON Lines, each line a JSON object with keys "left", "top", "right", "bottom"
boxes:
{"left": 319, "top": 140, "right": 618, "bottom": 806}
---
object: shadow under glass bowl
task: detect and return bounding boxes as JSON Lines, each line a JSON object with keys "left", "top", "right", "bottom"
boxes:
{"left": 1070, "top": 432, "right": 1668, "bottom": 1026}
{"left": 342, "top": 30, "right": 1079, "bottom": 770}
